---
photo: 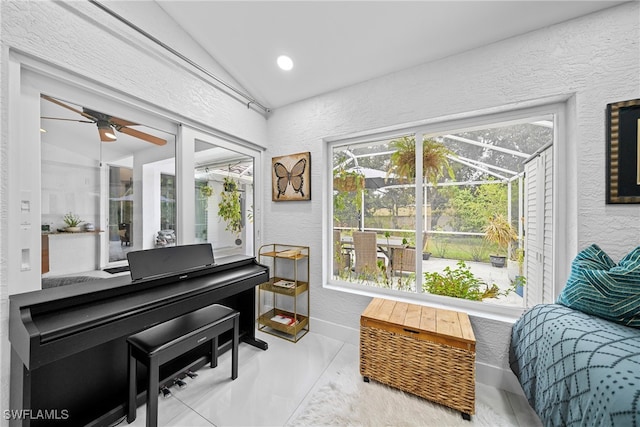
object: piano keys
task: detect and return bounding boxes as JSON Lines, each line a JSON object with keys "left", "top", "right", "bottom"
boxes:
{"left": 9, "top": 246, "right": 269, "bottom": 426}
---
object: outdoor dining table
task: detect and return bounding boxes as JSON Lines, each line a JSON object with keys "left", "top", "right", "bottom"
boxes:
{"left": 340, "top": 235, "right": 407, "bottom": 262}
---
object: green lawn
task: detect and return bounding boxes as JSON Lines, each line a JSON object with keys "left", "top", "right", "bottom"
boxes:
{"left": 425, "top": 235, "right": 501, "bottom": 263}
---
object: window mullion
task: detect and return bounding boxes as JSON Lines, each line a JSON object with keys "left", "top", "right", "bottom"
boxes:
{"left": 415, "top": 132, "right": 424, "bottom": 292}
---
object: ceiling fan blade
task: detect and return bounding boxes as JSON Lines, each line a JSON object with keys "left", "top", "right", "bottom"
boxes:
{"left": 109, "top": 116, "right": 138, "bottom": 127}
{"left": 41, "top": 116, "right": 94, "bottom": 123}
{"left": 117, "top": 126, "right": 167, "bottom": 146}
{"left": 41, "top": 95, "right": 96, "bottom": 121}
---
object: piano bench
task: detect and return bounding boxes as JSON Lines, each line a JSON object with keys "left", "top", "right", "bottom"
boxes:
{"left": 126, "top": 304, "right": 240, "bottom": 427}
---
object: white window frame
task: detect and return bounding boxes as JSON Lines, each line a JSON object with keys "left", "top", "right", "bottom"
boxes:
{"left": 322, "top": 99, "right": 571, "bottom": 322}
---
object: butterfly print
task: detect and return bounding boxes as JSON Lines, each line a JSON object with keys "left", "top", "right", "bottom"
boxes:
{"left": 274, "top": 158, "right": 306, "bottom": 198}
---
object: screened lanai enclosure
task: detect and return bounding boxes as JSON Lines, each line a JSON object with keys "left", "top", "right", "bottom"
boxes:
{"left": 330, "top": 115, "right": 554, "bottom": 309}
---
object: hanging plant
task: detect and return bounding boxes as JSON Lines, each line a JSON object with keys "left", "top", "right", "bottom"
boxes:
{"left": 333, "top": 169, "right": 365, "bottom": 192}
{"left": 223, "top": 176, "right": 238, "bottom": 192}
{"left": 218, "top": 178, "right": 242, "bottom": 236}
{"left": 201, "top": 185, "right": 213, "bottom": 198}
{"left": 333, "top": 168, "right": 365, "bottom": 211}
{"left": 388, "top": 137, "right": 454, "bottom": 255}
{"left": 388, "top": 137, "right": 454, "bottom": 185}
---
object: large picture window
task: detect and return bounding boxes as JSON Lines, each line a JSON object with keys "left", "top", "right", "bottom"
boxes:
{"left": 328, "top": 107, "right": 559, "bottom": 316}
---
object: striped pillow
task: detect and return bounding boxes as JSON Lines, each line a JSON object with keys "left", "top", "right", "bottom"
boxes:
{"left": 557, "top": 244, "right": 640, "bottom": 328}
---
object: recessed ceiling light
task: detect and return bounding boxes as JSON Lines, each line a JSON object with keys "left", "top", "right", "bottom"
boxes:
{"left": 277, "top": 55, "right": 294, "bottom": 71}
{"left": 40, "top": 128, "right": 47, "bottom": 133}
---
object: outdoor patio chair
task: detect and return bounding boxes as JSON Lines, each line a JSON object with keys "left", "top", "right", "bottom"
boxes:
{"left": 333, "top": 230, "right": 351, "bottom": 274}
{"left": 390, "top": 247, "right": 416, "bottom": 275}
{"left": 353, "top": 231, "right": 385, "bottom": 276}
{"left": 118, "top": 223, "right": 131, "bottom": 246}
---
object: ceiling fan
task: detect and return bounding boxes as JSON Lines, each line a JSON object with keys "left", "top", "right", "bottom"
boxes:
{"left": 40, "top": 95, "right": 167, "bottom": 146}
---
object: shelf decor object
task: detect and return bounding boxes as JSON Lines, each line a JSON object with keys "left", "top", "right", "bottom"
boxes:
{"left": 606, "top": 98, "right": 640, "bottom": 203}
{"left": 258, "top": 244, "right": 310, "bottom": 342}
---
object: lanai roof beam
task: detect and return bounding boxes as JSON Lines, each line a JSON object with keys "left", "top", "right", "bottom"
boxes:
{"left": 443, "top": 135, "right": 530, "bottom": 159}
{"left": 447, "top": 155, "right": 509, "bottom": 181}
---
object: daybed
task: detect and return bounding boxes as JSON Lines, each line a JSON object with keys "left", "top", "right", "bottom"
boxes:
{"left": 510, "top": 303, "right": 640, "bottom": 426}
{"left": 510, "top": 244, "right": 640, "bottom": 426}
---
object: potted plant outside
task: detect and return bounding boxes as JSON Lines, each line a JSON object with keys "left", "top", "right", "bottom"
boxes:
{"left": 421, "top": 232, "right": 432, "bottom": 260}
{"left": 63, "top": 212, "right": 83, "bottom": 232}
{"left": 513, "top": 248, "right": 526, "bottom": 296}
{"left": 483, "top": 214, "right": 517, "bottom": 268}
{"left": 513, "top": 274, "right": 526, "bottom": 297}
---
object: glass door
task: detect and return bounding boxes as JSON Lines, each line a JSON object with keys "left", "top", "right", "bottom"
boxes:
{"left": 181, "top": 126, "right": 263, "bottom": 259}
{"left": 39, "top": 93, "right": 177, "bottom": 273}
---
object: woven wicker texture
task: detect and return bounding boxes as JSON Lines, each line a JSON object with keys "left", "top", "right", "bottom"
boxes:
{"left": 360, "top": 325, "right": 475, "bottom": 415}
{"left": 353, "top": 231, "right": 381, "bottom": 274}
{"left": 390, "top": 247, "right": 416, "bottom": 274}
{"left": 333, "top": 230, "right": 351, "bottom": 273}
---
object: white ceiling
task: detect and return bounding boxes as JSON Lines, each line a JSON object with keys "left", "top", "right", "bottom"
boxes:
{"left": 158, "top": 1, "right": 626, "bottom": 109}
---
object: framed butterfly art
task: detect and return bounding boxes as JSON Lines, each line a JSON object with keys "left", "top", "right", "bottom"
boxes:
{"left": 272, "top": 151, "right": 311, "bottom": 201}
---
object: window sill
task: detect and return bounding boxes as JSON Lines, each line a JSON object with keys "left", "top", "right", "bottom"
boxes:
{"left": 324, "top": 279, "right": 525, "bottom": 324}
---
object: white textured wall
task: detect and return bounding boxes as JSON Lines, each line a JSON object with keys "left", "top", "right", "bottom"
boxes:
{"left": 1, "top": 1, "right": 267, "bottom": 143}
{"left": 264, "top": 2, "right": 639, "bottom": 374}
{"left": 0, "top": 1, "right": 267, "bottom": 422}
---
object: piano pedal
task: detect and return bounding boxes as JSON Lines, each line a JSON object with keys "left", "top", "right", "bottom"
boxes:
{"left": 173, "top": 378, "right": 187, "bottom": 388}
{"left": 160, "top": 385, "right": 172, "bottom": 398}
{"left": 185, "top": 370, "right": 198, "bottom": 379}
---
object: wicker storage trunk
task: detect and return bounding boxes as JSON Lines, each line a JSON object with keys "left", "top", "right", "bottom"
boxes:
{"left": 360, "top": 298, "right": 476, "bottom": 419}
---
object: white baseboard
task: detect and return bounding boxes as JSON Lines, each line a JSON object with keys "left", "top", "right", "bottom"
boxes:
{"left": 311, "top": 316, "right": 360, "bottom": 346}
{"left": 475, "top": 361, "right": 524, "bottom": 395}
{"left": 310, "top": 316, "right": 524, "bottom": 395}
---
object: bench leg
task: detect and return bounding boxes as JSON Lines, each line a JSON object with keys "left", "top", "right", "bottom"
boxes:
{"left": 232, "top": 316, "right": 239, "bottom": 380}
{"left": 127, "top": 346, "right": 137, "bottom": 423}
{"left": 146, "top": 357, "right": 159, "bottom": 427}
{"left": 211, "top": 336, "right": 218, "bottom": 368}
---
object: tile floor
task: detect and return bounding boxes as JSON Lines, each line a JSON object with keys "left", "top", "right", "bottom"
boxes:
{"left": 121, "top": 330, "right": 541, "bottom": 427}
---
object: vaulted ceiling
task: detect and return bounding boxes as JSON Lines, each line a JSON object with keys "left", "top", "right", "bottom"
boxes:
{"left": 158, "top": 1, "right": 626, "bottom": 109}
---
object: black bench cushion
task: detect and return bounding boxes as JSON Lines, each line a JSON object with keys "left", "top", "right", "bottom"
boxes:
{"left": 128, "top": 304, "right": 237, "bottom": 355}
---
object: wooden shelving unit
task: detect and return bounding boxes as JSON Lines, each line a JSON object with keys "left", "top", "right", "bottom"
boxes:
{"left": 258, "top": 244, "right": 310, "bottom": 342}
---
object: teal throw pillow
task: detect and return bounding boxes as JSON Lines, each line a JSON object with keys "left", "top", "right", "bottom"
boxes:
{"left": 557, "top": 244, "right": 640, "bottom": 328}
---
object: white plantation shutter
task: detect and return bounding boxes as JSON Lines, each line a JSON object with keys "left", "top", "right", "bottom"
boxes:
{"left": 524, "top": 146, "right": 553, "bottom": 306}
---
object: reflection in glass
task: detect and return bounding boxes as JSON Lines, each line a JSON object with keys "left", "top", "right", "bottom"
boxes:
{"left": 109, "top": 166, "right": 133, "bottom": 255}
{"left": 40, "top": 95, "right": 176, "bottom": 278}
{"left": 193, "top": 141, "right": 254, "bottom": 258}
